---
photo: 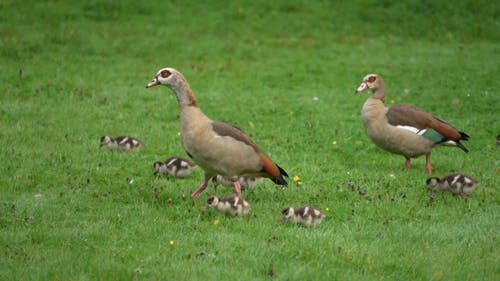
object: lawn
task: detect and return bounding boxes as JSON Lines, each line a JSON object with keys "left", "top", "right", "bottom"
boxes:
{"left": 0, "top": 0, "right": 499, "bottom": 280}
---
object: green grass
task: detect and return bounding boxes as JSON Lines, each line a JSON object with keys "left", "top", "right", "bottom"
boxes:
{"left": 1, "top": 0, "right": 499, "bottom": 280}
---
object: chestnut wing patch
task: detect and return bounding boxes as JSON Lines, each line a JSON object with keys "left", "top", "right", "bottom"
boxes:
{"left": 211, "top": 121, "right": 260, "bottom": 152}
{"left": 387, "top": 104, "right": 466, "bottom": 141}
{"left": 386, "top": 103, "right": 433, "bottom": 129}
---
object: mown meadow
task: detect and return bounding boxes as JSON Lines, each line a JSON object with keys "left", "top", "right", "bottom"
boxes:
{"left": 0, "top": 1, "right": 499, "bottom": 280}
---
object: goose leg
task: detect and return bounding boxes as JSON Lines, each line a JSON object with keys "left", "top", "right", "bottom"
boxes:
{"left": 191, "top": 176, "right": 211, "bottom": 197}
{"left": 425, "top": 153, "right": 433, "bottom": 174}
{"left": 233, "top": 180, "right": 242, "bottom": 198}
{"left": 405, "top": 158, "right": 411, "bottom": 171}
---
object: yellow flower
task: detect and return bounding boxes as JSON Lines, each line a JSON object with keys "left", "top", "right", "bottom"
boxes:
{"left": 332, "top": 140, "right": 337, "bottom": 145}
{"left": 169, "top": 240, "right": 174, "bottom": 246}
{"left": 390, "top": 99, "right": 395, "bottom": 104}
{"left": 326, "top": 207, "right": 330, "bottom": 212}
{"left": 213, "top": 219, "right": 220, "bottom": 225}
{"left": 177, "top": 132, "right": 181, "bottom": 136}
{"left": 293, "top": 175, "right": 302, "bottom": 186}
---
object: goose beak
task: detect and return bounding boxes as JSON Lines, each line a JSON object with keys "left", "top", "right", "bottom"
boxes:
{"left": 355, "top": 82, "right": 368, "bottom": 93}
{"left": 146, "top": 77, "right": 160, "bottom": 88}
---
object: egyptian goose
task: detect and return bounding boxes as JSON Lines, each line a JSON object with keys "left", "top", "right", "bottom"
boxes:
{"left": 100, "top": 135, "right": 144, "bottom": 151}
{"left": 355, "top": 74, "right": 469, "bottom": 173}
{"left": 206, "top": 195, "right": 251, "bottom": 216}
{"left": 212, "top": 175, "right": 262, "bottom": 191}
{"left": 426, "top": 173, "right": 479, "bottom": 196}
{"left": 146, "top": 67, "right": 288, "bottom": 197}
{"left": 153, "top": 156, "right": 197, "bottom": 177}
{"left": 281, "top": 206, "right": 326, "bottom": 227}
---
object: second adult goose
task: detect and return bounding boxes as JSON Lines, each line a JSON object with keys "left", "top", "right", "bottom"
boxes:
{"left": 355, "top": 74, "right": 469, "bottom": 173}
{"left": 146, "top": 67, "right": 288, "bottom": 197}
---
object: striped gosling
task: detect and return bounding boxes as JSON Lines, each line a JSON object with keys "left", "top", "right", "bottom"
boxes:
{"left": 100, "top": 135, "right": 143, "bottom": 151}
{"left": 282, "top": 206, "right": 326, "bottom": 227}
{"left": 206, "top": 195, "right": 250, "bottom": 216}
{"left": 154, "top": 157, "right": 197, "bottom": 177}
{"left": 426, "top": 173, "right": 480, "bottom": 196}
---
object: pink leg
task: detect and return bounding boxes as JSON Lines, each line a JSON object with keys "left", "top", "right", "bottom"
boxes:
{"left": 405, "top": 159, "right": 411, "bottom": 171}
{"left": 425, "top": 153, "right": 433, "bottom": 174}
{"left": 191, "top": 176, "right": 210, "bottom": 197}
{"left": 233, "top": 180, "right": 242, "bottom": 198}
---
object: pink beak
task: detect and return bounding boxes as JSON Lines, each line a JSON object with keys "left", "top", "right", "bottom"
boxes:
{"left": 146, "top": 77, "right": 161, "bottom": 88}
{"left": 355, "top": 82, "right": 368, "bottom": 93}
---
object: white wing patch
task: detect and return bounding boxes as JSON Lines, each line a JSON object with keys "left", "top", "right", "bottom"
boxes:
{"left": 396, "top": 125, "right": 421, "bottom": 134}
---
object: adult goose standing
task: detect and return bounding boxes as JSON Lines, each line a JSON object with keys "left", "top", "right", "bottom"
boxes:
{"left": 355, "top": 74, "right": 469, "bottom": 173}
{"left": 146, "top": 67, "right": 288, "bottom": 197}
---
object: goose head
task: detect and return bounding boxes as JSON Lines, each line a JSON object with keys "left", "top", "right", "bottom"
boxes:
{"left": 355, "top": 74, "right": 384, "bottom": 93}
{"left": 146, "top": 67, "right": 178, "bottom": 88}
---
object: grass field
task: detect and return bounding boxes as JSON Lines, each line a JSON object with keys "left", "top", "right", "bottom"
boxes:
{"left": 1, "top": 0, "right": 499, "bottom": 280}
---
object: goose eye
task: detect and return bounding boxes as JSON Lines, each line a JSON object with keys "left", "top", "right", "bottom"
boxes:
{"left": 160, "top": 70, "right": 171, "bottom": 78}
{"left": 367, "top": 76, "right": 377, "bottom": 83}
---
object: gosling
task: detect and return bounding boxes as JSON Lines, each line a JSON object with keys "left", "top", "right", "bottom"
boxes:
{"left": 206, "top": 195, "right": 250, "bottom": 216}
{"left": 100, "top": 135, "right": 143, "bottom": 151}
{"left": 282, "top": 206, "right": 325, "bottom": 227}
{"left": 154, "top": 157, "right": 197, "bottom": 177}
{"left": 426, "top": 173, "right": 480, "bottom": 196}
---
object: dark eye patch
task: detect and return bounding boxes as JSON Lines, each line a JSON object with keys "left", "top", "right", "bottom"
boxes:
{"left": 367, "top": 75, "right": 377, "bottom": 83}
{"left": 160, "top": 70, "right": 171, "bottom": 78}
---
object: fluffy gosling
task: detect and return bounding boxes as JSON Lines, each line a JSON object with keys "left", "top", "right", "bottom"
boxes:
{"left": 154, "top": 157, "right": 197, "bottom": 177}
{"left": 426, "top": 173, "right": 480, "bottom": 196}
{"left": 100, "top": 135, "right": 143, "bottom": 151}
{"left": 282, "top": 206, "right": 326, "bottom": 227}
{"left": 206, "top": 195, "right": 250, "bottom": 216}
